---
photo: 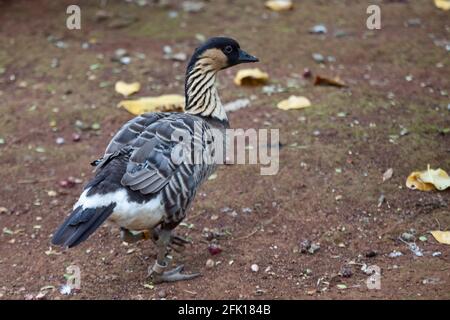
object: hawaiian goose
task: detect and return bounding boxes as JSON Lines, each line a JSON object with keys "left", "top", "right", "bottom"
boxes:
{"left": 52, "top": 37, "right": 258, "bottom": 283}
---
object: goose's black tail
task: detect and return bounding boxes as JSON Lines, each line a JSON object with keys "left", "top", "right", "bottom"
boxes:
{"left": 51, "top": 203, "right": 116, "bottom": 248}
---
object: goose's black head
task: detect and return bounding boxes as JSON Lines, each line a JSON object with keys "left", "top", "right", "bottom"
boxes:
{"left": 186, "top": 37, "right": 259, "bottom": 74}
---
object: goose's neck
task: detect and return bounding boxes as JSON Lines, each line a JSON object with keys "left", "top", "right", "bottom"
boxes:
{"left": 184, "top": 61, "right": 228, "bottom": 122}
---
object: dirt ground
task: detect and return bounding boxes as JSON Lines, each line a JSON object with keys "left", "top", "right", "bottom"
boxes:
{"left": 0, "top": 0, "right": 449, "bottom": 300}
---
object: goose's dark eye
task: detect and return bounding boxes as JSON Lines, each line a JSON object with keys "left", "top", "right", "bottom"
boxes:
{"left": 224, "top": 45, "right": 233, "bottom": 54}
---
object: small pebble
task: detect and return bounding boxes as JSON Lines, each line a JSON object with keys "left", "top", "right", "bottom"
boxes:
{"left": 406, "top": 18, "right": 421, "bottom": 27}
{"left": 51, "top": 58, "right": 59, "bottom": 68}
{"left": 163, "top": 45, "right": 172, "bottom": 55}
{"left": 182, "top": 1, "right": 205, "bottom": 13}
{"left": 168, "top": 11, "right": 179, "bottom": 19}
{"left": 59, "top": 179, "right": 75, "bottom": 188}
{"left": 432, "top": 251, "right": 441, "bottom": 257}
{"left": 157, "top": 290, "right": 167, "bottom": 298}
{"left": 422, "top": 277, "right": 440, "bottom": 285}
{"left": 251, "top": 264, "right": 259, "bottom": 273}
{"left": 56, "top": 137, "right": 65, "bottom": 145}
{"left": 400, "top": 128, "right": 409, "bottom": 136}
{"left": 229, "top": 210, "right": 238, "bottom": 217}
{"left": 195, "top": 33, "right": 206, "bottom": 42}
{"left": 170, "top": 52, "right": 187, "bottom": 62}
{"left": 408, "top": 243, "right": 423, "bottom": 257}
{"left": 389, "top": 250, "right": 403, "bottom": 258}
{"left": 312, "top": 53, "right": 325, "bottom": 63}
{"left": 300, "top": 239, "right": 311, "bottom": 253}
{"left": 205, "top": 259, "right": 215, "bottom": 269}
{"left": 114, "top": 48, "right": 128, "bottom": 58}
{"left": 308, "top": 243, "right": 320, "bottom": 254}
{"left": 136, "top": 0, "right": 148, "bottom": 6}
{"left": 334, "top": 30, "right": 348, "bottom": 38}
{"left": 74, "top": 120, "right": 85, "bottom": 130}
{"left": 72, "top": 133, "right": 81, "bottom": 142}
{"left": 119, "top": 56, "right": 131, "bottom": 65}
{"left": 401, "top": 232, "right": 415, "bottom": 242}
{"left": 340, "top": 265, "right": 353, "bottom": 278}
{"left": 47, "top": 190, "right": 57, "bottom": 197}
{"left": 60, "top": 284, "right": 72, "bottom": 295}
{"left": 55, "top": 40, "right": 68, "bottom": 49}
{"left": 309, "top": 24, "right": 327, "bottom": 34}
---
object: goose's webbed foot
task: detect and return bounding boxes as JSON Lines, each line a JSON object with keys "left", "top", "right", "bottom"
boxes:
{"left": 147, "top": 229, "right": 200, "bottom": 283}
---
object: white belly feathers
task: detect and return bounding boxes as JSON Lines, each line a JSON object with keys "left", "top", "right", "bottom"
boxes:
{"left": 74, "top": 188, "right": 165, "bottom": 231}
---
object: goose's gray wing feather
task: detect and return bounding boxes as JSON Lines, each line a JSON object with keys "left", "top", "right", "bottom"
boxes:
{"left": 92, "top": 112, "right": 169, "bottom": 170}
{"left": 106, "top": 112, "right": 172, "bottom": 154}
{"left": 123, "top": 115, "right": 216, "bottom": 218}
{"left": 96, "top": 112, "right": 216, "bottom": 224}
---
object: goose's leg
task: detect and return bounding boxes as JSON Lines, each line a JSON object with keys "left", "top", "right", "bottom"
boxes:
{"left": 120, "top": 227, "right": 188, "bottom": 253}
{"left": 147, "top": 228, "right": 200, "bottom": 283}
{"left": 151, "top": 227, "right": 191, "bottom": 252}
{"left": 120, "top": 227, "right": 151, "bottom": 243}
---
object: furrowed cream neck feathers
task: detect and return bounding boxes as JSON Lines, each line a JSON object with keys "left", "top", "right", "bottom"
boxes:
{"left": 184, "top": 50, "right": 228, "bottom": 122}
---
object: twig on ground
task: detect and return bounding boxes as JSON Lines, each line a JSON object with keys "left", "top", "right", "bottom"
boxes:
{"left": 231, "top": 211, "right": 281, "bottom": 242}
{"left": 18, "top": 178, "right": 55, "bottom": 184}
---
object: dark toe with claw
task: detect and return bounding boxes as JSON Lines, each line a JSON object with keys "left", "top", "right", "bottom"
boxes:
{"left": 172, "top": 234, "right": 191, "bottom": 245}
{"left": 148, "top": 264, "right": 201, "bottom": 283}
{"left": 168, "top": 235, "right": 191, "bottom": 252}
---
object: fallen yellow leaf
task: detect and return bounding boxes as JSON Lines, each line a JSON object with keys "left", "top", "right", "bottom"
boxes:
{"left": 406, "top": 166, "right": 450, "bottom": 191}
{"left": 419, "top": 167, "right": 450, "bottom": 191}
{"left": 430, "top": 231, "right": 450, "bottom": 245}
{"left": 115, "top": 81, "right": 141, "bottom": 97}
{"left": 314, "top": 75, "right": 347, "bottom": 88}
{"left": 277, "top": 96, "right": 311, "bottom": 110}
{"left": 118, "top": 94, "right": 184, "bottom": 115}
{"left": 434, "top": 0, "right": 450, "bottom": 11}
{"left": 406, "top": 172, "right": 435, "bottom": 191}
{"left": 234, "top": 68, "right": 269, "bottom": 86}
{"left": 265, "top": 0, "right": 293, "bottom": 11}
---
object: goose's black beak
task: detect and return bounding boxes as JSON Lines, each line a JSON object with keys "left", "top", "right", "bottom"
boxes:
{"left": 238, "top": 49, "right": 259, "bottom": 63}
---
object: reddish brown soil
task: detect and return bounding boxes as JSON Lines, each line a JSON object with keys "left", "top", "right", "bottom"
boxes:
{"left": 0, "top": 0, "right": 449, "bottom": 300}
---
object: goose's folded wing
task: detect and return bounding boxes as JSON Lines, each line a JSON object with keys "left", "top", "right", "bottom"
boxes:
{"left": 93, "top": 112, "right": 169, "bottom": 170}
{"left": 94, "top": 113, "right": 215, "bottom": 216}
{"left": 120, "top": 115, "right": 212, "bottom": 196}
